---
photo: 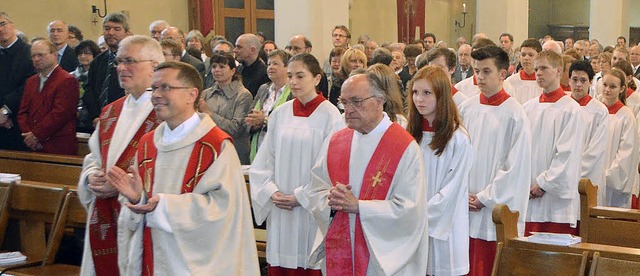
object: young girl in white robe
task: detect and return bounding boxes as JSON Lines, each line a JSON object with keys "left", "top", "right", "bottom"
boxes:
{"left": 407, "top": 66, "right": 472, "bottom": 275}
{"left": 601, "top": 68, "right": 638, "bottom": 208}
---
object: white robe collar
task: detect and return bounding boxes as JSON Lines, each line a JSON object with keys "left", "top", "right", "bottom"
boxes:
{"left": 162, "top": 112, "right": 201, "bottom": 144}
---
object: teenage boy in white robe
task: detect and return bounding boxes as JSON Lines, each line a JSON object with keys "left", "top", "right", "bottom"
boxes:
{"left": 505, "top": 38, "right": 543, "bottom": 104}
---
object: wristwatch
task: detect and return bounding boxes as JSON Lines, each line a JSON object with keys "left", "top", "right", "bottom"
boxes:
{"left": 0, "top": 107, "right": 8, "bottom": 116}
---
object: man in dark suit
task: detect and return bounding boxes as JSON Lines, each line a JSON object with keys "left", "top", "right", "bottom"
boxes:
{"left": 0, "top": 11, "right": 36, "bottom": 151}
{"left": 452, "top": 43, "right": 473, "bottom": 84}
{"left": 233, "top": 33, "right": 269, "bottom": 97}
{"left": 18, "top": 40, "right": 79, "bottom": 155}
{"left": 630, "top": 46, "right": 640, "bottom": 77}
{"left": 160, "top": 26, "right": 206, "bottom": 78}
{"left": 82, "top": 12, "right": 130, "bottom": 131}
{"left": 48, "top": 20, "right": 79, "bottom": 72}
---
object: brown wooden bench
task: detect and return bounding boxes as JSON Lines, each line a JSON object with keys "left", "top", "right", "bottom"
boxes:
{"left": 0, "top": 150, "right": 83, "bottom": 186}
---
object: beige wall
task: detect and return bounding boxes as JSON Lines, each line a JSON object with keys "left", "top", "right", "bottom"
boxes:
{"left": 349, "top": 0, "right": 397, "bottom": 45}
{"left": 3, "top": 0, "right": 188, "bottom": 42}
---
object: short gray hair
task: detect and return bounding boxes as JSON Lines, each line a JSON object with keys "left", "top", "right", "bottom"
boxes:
{"left": 365, "top": 73, "right": 386, "bottom": 102}
{"left": 149, "top": 20, "right": 169, "bottom": 31}
{"left": 104, "top": 12, "right": 130, "bottom": 32}
{"left": 119, "top": 35, "right": 164, "bottom": 63}
{"left": 185, "top": 30, "right": 205, "bottom": 45}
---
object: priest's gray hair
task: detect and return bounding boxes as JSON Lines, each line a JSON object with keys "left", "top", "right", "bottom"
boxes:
{"left": 118, "top": 35, "right": 165, "bottom": 64}
{"left": 365, "top": 73, "right": 387, "bottom": 103}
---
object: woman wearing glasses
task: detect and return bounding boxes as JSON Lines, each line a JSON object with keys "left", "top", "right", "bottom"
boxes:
{"left": 250, "top": 53, "right": 343, "bottom": 275}
{"left": 198, "top": 52, "right": 253, "bottom": 164}
{"left": 406, "top": 66, "right": 472, "bottom": 275}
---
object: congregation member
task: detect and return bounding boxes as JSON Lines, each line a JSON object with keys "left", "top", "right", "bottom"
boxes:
{"left": 568, "top": 60, "right": 608, "bottom": 205}
{"left": 250, "top": 53, "right": 342, "bottom": 275}
{"left": 323, "top": 25, "right": 351, "bottom": 75}
{"left": 68, "top": 25, "right": 83, "bottom": 48}
{"left": 424, "top": 32, "right": 436, "bottom": 51}
{"left": 601, "top": 68, "right": 638, "bottom": 208}
{"left": 234, "top": 33, "right": 270, "bottom": 97}
{"left": 286, "top": 35, "right": 329, "bottom": 99}
{"left": 149, "top": 19, "right": 169, "bottom": 41}
{"left": 72, "top": 40, "right": 102, "bottom": 133}
{"left": 327, "top": 47, "right": 346, "bottom": 106}
{"left": 108, "top": 61, "right": 259, "bottom": 275}
{"left": 365, "top": 64, "right": 408, "bottom": 127}
{"left": 591, "top": 52, "right": 612, "bottom": 99}
{"left": 364, "top": 39, "right": 378, "bottom": 66}
{"left": 186, "top": 29, "right": 207, "bottom": 61}
{"left": 426, "top": 47, "right": 468, "bottom": 106}
{"left": 304, "top": 73, "right": 429, "bottom": 275}
{"left": 574, "top": 40, "right": 588, "bottom": 61}
{"left": 18, "top": 39, "right": 79, "bottom": 155}
{"left": 523, "top": 51, "right": 585, "bottom": 236}
{"left": 613, "top": 60, "right": 640, "bottom": 121}
{"left": 403, "top": 44, "right": 422, "bottom": 76}
{"left": 499, "top": 33, "right": 517, "bottom": 74}
{"left": 245, "top": 50, "right": 293, "bottom": 162}
{"left": 505, "top": 38, "right": 543, "bottom": 104}
{"left": 630, "top": 46, "right": 640, "bottom": 76}
{"left": 198, "top": 52, "right": 253, "bottom": 164}
{"left": 560, "top": 54, "right": 575, "bottom": 91}
{"left": 452, "top": 43, "right": 473, "bottom": 84}
{"left": 78, "top": 35, "right": 163, "bottom": 275}
{"left": 565, "top": 37, "right": 574, "bottom": 51}
{"left": 407, "top": 66, "right": 472, "bottom": 276}
{"left": 161, "top": 26, "right": 206, "bottom": 77}
{"left": 0, "top": 11, "right": 35, "bottom": 151}
{"left": 83, "top": 12, "right": 130, "bottom": 130}
{"left": 458, "top": 45, "right": 531, "bottom": 276}
{"left": 48, "top": 20, "right": 79, "bottom": 72}
{"left": 159, "top": 38, "right": 182, "bottom": 61}
{"left": 262, "top": 40, "right": 277, "bottom": 54}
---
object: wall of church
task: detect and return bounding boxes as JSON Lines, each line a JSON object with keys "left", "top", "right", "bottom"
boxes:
{"left": 3, "top": 0, "right": 189, "bottom": 42}
{"left": 349, "top": 0, "right": 397, "bottom": 45}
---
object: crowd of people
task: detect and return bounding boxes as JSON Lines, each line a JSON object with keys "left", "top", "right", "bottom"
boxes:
{"left": 1, "top": 8, "right": 640, "bottom": 276}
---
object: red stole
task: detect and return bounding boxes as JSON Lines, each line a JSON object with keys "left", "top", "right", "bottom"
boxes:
{"left": 480, "top": 89, "right": 510, "bottom": 106}
{"left": 606, "top": 100, "right": 624, "bottom": 114}
{"left": 293, "top": 94, "right": 326, "bottom": 117}
{"left": 572, "top": 94, "right": 592, "bottom": 106}
{"left": 324, "top": 123, "right": 413, "bottom": 275}
{"left": 539, "top": 87, "right": 565, "bottom": 103}
{"left": 520, "top": 70, "right": 536, "bottom": 81}
{"left": 90, "top": 97, "right": 158, "bottom": 276}
{"left": 137, "top": 126, "right": 231, "bottom": 276}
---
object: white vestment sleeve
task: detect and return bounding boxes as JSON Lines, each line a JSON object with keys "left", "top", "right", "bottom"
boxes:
{"left": 606, "top": 113, "right": 638, "bottom": 193}
{"left": 145, "top": 194, "right": 173, "bottom": 233}
{"left": 78, "top": 125, "right": 102, "bottom": 206}
{"left": 580, "top": 104, "right": 608, "bottom": 204}
{"left": 248, "top": 118, "right": 279, "bottom": 224}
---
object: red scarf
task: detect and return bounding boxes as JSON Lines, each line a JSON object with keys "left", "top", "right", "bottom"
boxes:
{"left": 606, "top": 100, "right": 624, "bottom": 114}
{"left": 539, "top": 87, "right": 565, "bottom": 103}
{"left": 520, "top": 70, "right": 536, "bottom": 81}
{"left": 90, "top": 97, "right": 158, "bottom": 276}
{"left": 572, "top": 94, "right": 592, "bottom": 106}
{"left": 324, "top": 123, "right": 413, "bottom": 275}
{"left": 293, "top": 94, "right": 326, "bottom": 117}
{"left": 137, "top": 126, "right": 231, "bottom": 276}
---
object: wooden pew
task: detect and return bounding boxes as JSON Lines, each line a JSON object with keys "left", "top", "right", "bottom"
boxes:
{"left": 493, "top": 203, "right": 640, "bottom": 262}
{"left": 492, "top": 241, "right": 588, "bottom": 276}
{"left": 588, "top": 251, "right": 640, "bottom": 276}
{"left": 0, "top": 150, "right": 83, "bottom": 185}
{"left": 579, "top": 178, "right": 640, "bottom": 248}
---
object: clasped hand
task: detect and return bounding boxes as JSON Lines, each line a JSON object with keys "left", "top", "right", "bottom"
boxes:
{"left": 328, "top": 183, "right": 359, "bottom": 214}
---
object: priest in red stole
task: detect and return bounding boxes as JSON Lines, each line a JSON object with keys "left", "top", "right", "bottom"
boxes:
{"left": 304, "top": 74, "right": 429, "bottom": 275}
{"left": 108, "top": 61, "right": 259, "bottom": 275}
{"left": 77, "top": 35, "right": 163, "bottom": 276}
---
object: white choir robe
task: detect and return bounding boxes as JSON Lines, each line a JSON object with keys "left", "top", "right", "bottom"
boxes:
{"left": 249, "top": 100, "right": 342, "bottom": 269}
{"left": 504, "top": 73, "right": 543, "bottom": 104}
{"left": 627, "top": 90, "right": 640, "bottom": 197}
{"left": 458, "top": 95, "right": 532, "bottom": 241}
{"left": 453, "top": 91, "right": 468, "bottom": 108}
{"left": 118, "top": 114, "right": 259, "bottom": 275}
{"left": 305, "top": 116, "right": 429, "bottom": 275}
{"left": 523, "top": 95, "right": 585, "bottom": 226}
{"left": 77, "top": 93, "right": 154, "bottom": 276}
{"left": 455, "top": 75, "right": 516, "bottom": 100}
{"left": 605, "top": 105, "right": 638, "bottom": 208}
{"left": 420, "top": 128, "right": 472, "bottom": 276}
{"left": 576, "top": 98, "right": 609, "bottom": 205}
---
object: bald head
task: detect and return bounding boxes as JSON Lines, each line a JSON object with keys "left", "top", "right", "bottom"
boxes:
{"left": 542, "top": 40, "right": 562, "bottom": 54}
{"left": 289, "top": 35, "right": 312, "bottom": 55}
{"left": 149, "top": 20, "right": 169, "bottom": 41}
{"left": 48, "top": 20, "right": 68, "bottom": 49}
{"left": 234, "top": 33, "right": 261, "bottom": 64}
{"left": 161, "top": 27, "right": 184, "bottom": 47}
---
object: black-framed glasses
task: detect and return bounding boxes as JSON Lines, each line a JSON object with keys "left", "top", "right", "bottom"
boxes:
{"left": 151, "top": 84, "right": 194, "bottom": 93}
{"left": 0, "top": 21, "right": 10, "bottom": 28}
{"left": 332, "top": 34, "right": 348, "bottom": 39}
{"left": 339, "top": 95, "right": 376, "bottom": 108}
{"left": 113, "top": 58, "right": 154, "bottom": 67}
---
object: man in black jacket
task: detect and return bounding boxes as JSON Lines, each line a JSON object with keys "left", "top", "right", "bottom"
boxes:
{"left": 81, "top": 12, "right": 129, "bottom": 130}
{"left": 48, "top": 20, "right": 79, "bottom": 72}
{"left": 0, "top": 11, "right": 36, "bottom": 150}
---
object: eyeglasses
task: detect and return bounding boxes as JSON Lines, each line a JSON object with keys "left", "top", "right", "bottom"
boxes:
{"left": 332, "top": 34, "right": 348, "bottom": 39}
{"left": 290, "top": 46, "right": 307, "bottom": 52}
{"left": 0, "top": 21, "right": 10, "bottom": 28}
{"left": 113, "top": 58, "right": 154, "bottom": 67}
{"left": 151, "top": 84, "right": 194, "bottom": 93}
{"left": 339, "top": 95, "right": 376, "bottom": 108}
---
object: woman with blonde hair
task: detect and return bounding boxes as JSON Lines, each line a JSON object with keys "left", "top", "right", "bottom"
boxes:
{"left": 406, "top": 66, "right": 472, "bottom": 275}
{"left": 365, "top": 63, "right": 407, "bottom": 127}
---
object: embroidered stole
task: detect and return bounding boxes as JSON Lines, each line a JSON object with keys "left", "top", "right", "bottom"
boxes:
{"left": 324, "top": 123, "right": 413, "bottom": 275}
{"left": 90, "top": 97, "right": 158, "bottom": 276}
{"left": 137, "top": 126, "right": 230, "bottom": 276}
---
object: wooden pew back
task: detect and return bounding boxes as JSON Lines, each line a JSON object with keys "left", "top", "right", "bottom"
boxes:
{"left": 579, "top": 179, "right": 640, "bottom": 248}
{"left": 0, "top": 150, "right": 83, "bottom": 185}
{"left": 491, "top": 242, "right": 588, "bottom": 276}
{"left": 589, "top": 251, "right": 640, "bottom": 276}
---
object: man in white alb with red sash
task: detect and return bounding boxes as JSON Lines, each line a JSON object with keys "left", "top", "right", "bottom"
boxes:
{"left": 305, "top": 74, "right": 429, "bottom": 275}
{"left": 108, "top": 61, "right": 259, "bottom": 275}
{"left": 78, "top": 35, "right": 163, "bottom": 276}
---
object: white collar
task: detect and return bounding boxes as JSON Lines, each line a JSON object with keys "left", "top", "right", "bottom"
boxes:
{"left": 39, "top": 65, "right": 58, "bottom": 79}
{"left": 0, "top": 37, "right": 18, "bottom": 49}
{"left": 127, "top": 90, "right": 152, "bottom": 106}
{"left": 57, "top": 44, "right": 68, "bottom": 56}
{"left": 162, "top": 112, "right": 200, "bottom": 144}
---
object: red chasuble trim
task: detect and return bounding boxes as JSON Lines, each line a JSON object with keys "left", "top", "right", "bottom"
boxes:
{"left": 421, "top": 118, "right": 434, "bottom": 132}
{"left": 539, "top": 87, "right": 565, "bottom": 103}
{"left": 90, "top": 97, "right": 159, "bottom": 276}
{"left": 560, "top": 83, "right": 571, "bottom": 91}
{"left": 572, "top": 94, "right": 592, "bottom": 106}
{"left": 520, "top": 70, "right": 536, "bottom": 81}
{"left": 293, "top": 94, "right": 326, "bottom": 117}
{"left": 137, "top": 126, "right": 231, "bottom": 276}
{"left": 479, "top": 89, "right": 510, "bottom": 106}
{"left": 627, "top": 88, "right": 634, "bottom": 98}
{"left": 325, "top": 123, "right": 414, "bottom": 275}
{"left": 451, "top": 85, "right": 458, "bottom": 96}
{"left": 606, "top": 100, "right": 624, "bottom": 114}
